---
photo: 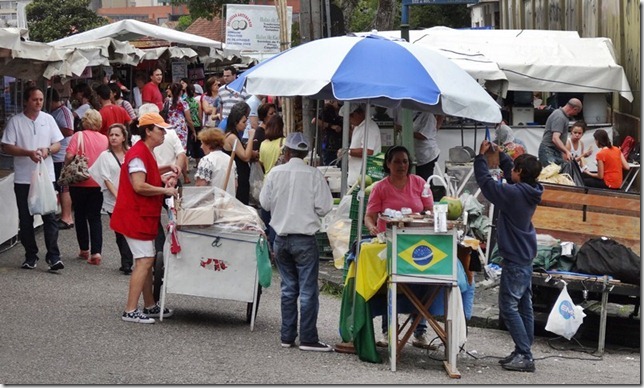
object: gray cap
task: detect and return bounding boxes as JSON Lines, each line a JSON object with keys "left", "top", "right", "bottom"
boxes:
{"left": 284, "top": 132, "right": 310, "bottom": 151}
{"left": 193, "top": 84, "right": 203, "bottom": 95}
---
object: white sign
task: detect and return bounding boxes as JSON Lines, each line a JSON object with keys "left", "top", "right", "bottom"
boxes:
{"left": 225, "top": 4, "right": 293, "bottom": 53}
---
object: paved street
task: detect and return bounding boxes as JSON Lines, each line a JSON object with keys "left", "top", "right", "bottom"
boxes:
{"left": 0, "top": 215, "right": 640, "bottom": 384}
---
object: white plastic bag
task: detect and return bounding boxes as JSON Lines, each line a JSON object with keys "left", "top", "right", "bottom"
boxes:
{"left": 28, "top": 161, "right": 58, "bottom": 216}
{"left": 545, "top": 283, "right": 586, "bottom": 340}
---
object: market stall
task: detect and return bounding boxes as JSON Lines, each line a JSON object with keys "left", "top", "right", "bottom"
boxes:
{"left": 158, "top": 186, "right": 271, "bottom": 331}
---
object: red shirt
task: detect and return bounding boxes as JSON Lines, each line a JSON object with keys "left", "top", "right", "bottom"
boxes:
{"left": 99, "top": 105, "right": 131, "bottom": 136}
{"left": 141, "top": 82, "right": 163, "bottom": 111}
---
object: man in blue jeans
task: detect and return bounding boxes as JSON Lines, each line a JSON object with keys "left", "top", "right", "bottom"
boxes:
{"left": 1, "top": 86, "right": 64, "bottom": 271}
{"left": 474, "top": 141, "right": 543, "bottom": 372}
{"left": 259, "top": 131, "right": 334, "bottom": 352}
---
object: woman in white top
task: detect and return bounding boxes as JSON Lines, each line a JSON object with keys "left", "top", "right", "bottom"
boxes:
{"left": 195, "top": 127, "right": 237, "bottom": 197}
{"left": 88, "top": 123, "right": 133, "bottom": 274}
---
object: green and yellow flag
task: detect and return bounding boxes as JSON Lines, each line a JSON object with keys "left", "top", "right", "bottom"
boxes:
{"left": 338, "top": 242, "right": 387, "bottom": 363}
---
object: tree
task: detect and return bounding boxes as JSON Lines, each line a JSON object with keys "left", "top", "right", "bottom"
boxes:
{"left": 26, "top": 0, "right": 108, "bottom": 43}
{"left": 170, "top": 0, "right": 247, "bottom": 21}
{"left": 176, "top": 15, "right": 193, "bottom": 31}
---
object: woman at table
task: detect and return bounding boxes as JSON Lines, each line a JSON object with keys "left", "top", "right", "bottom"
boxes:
{"left": 582, "top": 129, "right": 629, "bottom": 189}
{"left": 364, "top": 145, "right": 434, "bottom": 348}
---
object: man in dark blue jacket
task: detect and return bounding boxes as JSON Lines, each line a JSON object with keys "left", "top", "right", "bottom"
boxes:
{"left": 474, "top": 140, "right": 543, "bottom": 372}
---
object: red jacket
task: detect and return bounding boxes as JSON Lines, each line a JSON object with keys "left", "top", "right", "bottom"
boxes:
{"left": 110, "top": 140, "right": 164, "bottom": 241}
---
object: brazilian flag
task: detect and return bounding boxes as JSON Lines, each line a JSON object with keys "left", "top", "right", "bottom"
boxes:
{"left": 395, "top": 234, "right": 454, "bottom": 277}
{"left": 339, "top": 242, "right": 387, "bottom": 363}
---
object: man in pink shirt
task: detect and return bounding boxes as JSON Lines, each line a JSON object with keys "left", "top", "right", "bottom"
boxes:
{"left": 141, "top": 66, "right": 164, "bottom": 111}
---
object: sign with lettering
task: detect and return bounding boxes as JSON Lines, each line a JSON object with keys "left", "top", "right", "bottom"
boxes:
{"left": 225, "top": 4, "right": 293, "bottom": 53}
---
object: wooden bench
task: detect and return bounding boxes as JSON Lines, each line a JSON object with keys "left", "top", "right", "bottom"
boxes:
{"left": 531, "top": 183, "right": 640, "bottom": 354}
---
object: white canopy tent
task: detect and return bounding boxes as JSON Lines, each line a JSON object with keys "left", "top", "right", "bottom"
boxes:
{"left": 358, "top": 30, "right": 509, "bottom": 97}
{"left": 411, "top": 27, "right": 633, "bottom": 102}
{"left": 50, "top": 19, "right": 233, "bottom": 65}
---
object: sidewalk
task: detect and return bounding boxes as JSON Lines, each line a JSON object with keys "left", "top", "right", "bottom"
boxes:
{"left": 318, "top": 259, "right": 502, "bottom": 329}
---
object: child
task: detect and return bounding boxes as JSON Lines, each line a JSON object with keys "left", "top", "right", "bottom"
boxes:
{"left": 474, "top": 140, "right": 543, "bottom": 373}
{"left": 566, "top": 120, "right": 593, "bottom": 170}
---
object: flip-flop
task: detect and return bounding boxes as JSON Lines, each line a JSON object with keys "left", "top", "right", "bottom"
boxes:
{"left": 57, "top": 220, "right": 74, "bottom": 229}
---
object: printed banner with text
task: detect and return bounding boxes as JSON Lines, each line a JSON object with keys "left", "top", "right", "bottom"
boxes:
{"left": 225, "top": 4, "right": 293, "bottom": 53}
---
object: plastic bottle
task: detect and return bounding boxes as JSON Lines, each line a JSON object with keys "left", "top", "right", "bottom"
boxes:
{"left": 421, "top": 182, "right": 431, "bottom": 198}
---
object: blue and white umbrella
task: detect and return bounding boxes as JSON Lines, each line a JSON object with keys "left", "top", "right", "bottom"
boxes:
{"left": 229, "top": 34, "right": 501, "bottom": 123}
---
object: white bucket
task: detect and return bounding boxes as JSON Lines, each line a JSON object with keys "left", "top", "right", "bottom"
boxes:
{"left": 583, "top": 94, "right": 608, "bottom": 124}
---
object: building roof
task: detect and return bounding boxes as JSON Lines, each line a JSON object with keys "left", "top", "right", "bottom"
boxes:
{"left": 184, "top": 17, "right": 225, "bottom": 43}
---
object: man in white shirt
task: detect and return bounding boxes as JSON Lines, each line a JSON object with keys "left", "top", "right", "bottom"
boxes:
{"left": 346, "top": 104, "right": 382, "bottom": 185}
{"left": 413, "top": 111, "right": 444, "bottom": 181}
{"left": 218, "top": 66, "right": 249, "bottom": 122}
{"left": 1, "top": 86, "right": 64, "bottom": 271}
{"left": 259, "top": 132, "right": 334, "bottom": 352}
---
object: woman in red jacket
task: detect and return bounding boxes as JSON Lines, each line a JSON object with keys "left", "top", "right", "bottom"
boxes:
{"left": 111, "top": 112, "right": 180, "bottom": 324}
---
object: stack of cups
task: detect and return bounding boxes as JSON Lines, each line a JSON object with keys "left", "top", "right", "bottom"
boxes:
{"left": 434, "top": 204, "right": 448, "bottom": 233}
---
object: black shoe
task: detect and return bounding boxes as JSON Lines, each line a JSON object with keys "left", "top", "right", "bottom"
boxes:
{"left": 47, "top": 259, "right": 65, "bottom": 271}
{"left": 499, "top": 351, "right": 518, "bottom": 365}
{"left": 299, "top": 341, "right": 334, "bottom": 352}
{"left": 21, "top": 260, "right": 37, "bottom": 269}
{"left": 501, "top": 353, "right": 535, "bottom": 372}
{"left": 119, "top": 266, "right": 132, "bottom": 275}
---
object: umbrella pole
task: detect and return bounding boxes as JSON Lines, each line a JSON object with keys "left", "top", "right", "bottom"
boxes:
{"left": 340, "top": 103, "right": 350, "bottom": 196}
{"left": 350, "top": 102, "right": 371, "bottom": 340}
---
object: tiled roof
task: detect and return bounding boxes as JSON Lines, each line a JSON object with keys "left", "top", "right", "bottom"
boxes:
{"left": 184, "top": 17, "right": 225, "bottom": 43}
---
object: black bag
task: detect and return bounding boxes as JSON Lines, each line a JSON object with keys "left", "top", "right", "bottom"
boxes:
{"left": 572, "top": 237, "right": 641, "bottom": 285}
{"left": 560, "top": 160, "right": 585, "bottom": 186}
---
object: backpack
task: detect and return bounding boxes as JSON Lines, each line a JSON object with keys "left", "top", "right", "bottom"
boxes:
{"left": 620, "top": 135, "right": 636, "bottom": 160}
{"left": 572, "top": 237, "right": 640, "bottom": 285}
{"left": 186, "top": 97, "right": 200, "bottom": 127}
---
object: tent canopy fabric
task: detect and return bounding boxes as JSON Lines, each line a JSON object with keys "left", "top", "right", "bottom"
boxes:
{"left": 409, "top": 27, "right": 633, "bottom": 102}
{"left": 50, "top": 19, "right": 223, "bottom": 50}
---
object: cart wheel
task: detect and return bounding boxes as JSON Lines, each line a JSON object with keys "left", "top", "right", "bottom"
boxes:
{"left": 246, "top": 285, "right": 263, "bottom": 324}
{"left": 153, "top": 251, "right": 164, "bottom": 303}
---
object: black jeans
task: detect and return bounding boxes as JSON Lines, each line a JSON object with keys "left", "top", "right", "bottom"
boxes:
{"left": 69, "top": 186, "right": 103, "bottom": 255}
{"left": 14, "top": 183, "right": 60, "bottom": 264}
{"left": 108, "top": 212, "right": 133, "bottom": 269}
{"left": 415, "top": 155, "right": 439, "bottom": 181}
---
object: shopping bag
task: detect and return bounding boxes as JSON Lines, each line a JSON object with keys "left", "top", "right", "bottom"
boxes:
{"left": 544, "top": 283, "right": 586, "bottom": 340}
{"left": 28, "top": 161, "right": 58, "bottom": 215}
{"left": 249, "top": 161, "right": 264, "bottom": 205}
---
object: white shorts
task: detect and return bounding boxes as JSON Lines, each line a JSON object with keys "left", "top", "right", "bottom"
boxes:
{"left": 124, "top": 236, "right": 156, "bottom": 259}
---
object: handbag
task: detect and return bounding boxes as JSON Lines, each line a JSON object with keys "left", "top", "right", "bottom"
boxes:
{"left": 58, "top": 132, "right": 90, "bottom": 186}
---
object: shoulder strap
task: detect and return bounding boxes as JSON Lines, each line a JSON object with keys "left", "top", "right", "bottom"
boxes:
{"left": 77, "top": 131, "right": 85, "bottom": 155}
{"left": 109, "top": 149, "right": 122, "bottom": 167}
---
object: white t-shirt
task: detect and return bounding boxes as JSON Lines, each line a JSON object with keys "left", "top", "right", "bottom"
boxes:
{"left": 348, "top": 118, "right": 382, "bottom": 185}
{"left": 194, "top": 150, "right": 236, "bottom": 197}
{"left": 1, "top": 111, "right": 64, "bottom": 184}
{"left": 88, "top": 149, "right": 122, "bottom": 212}
{"left": 131, "top": 129, "right": 185, "bottom": 167}
{"left": 413, "top": 112, "right": 440, "bottom": 165}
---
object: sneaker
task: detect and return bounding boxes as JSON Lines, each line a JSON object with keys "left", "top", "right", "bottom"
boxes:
{"left": 281, "top": 341, "right": 295, "bottom": 348}
{"left": 21, "top": 260, "right": 37, "bottom": 269}
{"left": 412, "top": 333, "right": 437, "bottom": 350}
{"left": 121, "top": 310, "right": 155, "bottom": 324}
{"left": 299, "top": 341, "right": 334, "bottom": 352}
{"left": 77, "top": 250, "right": 90, "bottom": 260}
{"left": 376, "top": 332, "right": 388, "bottom": 348}
{"left": 46, "top": 259, "right": 65, "bottom": 271}
{"left": 143, "top": 304, "right": 174, "bottom": 318}
{"left": 501, "top": 353, "right": 535, "bottom": 373}
{"left": 87, "top": 254, "right": 101, "bottom": 266}
{"left": 499, "top": 351, "right": 518, "bottom": 365}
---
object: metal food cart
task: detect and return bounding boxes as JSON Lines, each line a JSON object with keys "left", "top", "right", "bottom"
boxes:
{"left": 158, "top": 186, "right": 270, "bottom": 331}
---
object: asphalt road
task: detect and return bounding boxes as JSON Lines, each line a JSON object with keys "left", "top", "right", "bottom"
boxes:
{"left": 0, "top": 215, "right": 640, "bottom": 384}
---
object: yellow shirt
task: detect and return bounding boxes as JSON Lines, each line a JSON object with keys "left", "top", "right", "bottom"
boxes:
{"left": 259, "top": 137, "right": 284, "bottom": 175}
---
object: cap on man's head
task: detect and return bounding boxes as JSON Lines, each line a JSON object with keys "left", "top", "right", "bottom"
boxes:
{"left": 193, "top": 84, "right": 203, "bottom": 95}
{"left": 139, "top": 112, "right": 172, "bottom": 129}
{"left": 284, "top": 132, "right": 310, "bottom": 151}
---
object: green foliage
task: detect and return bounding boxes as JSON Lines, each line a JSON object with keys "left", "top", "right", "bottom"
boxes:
{"left": 170, "top": 0, "right": 248, "bottom": 20}
{"left": 26, "top": 0, "right": 108, "bottom": 43}
{"left": 408, "top": 4, "right": 470, "bottom": 29}
{"left": 176, "top": 15, "right": 193, "bottom": 31}
{"left": 349, "top": 0, "right": 378, "bottom": 32}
